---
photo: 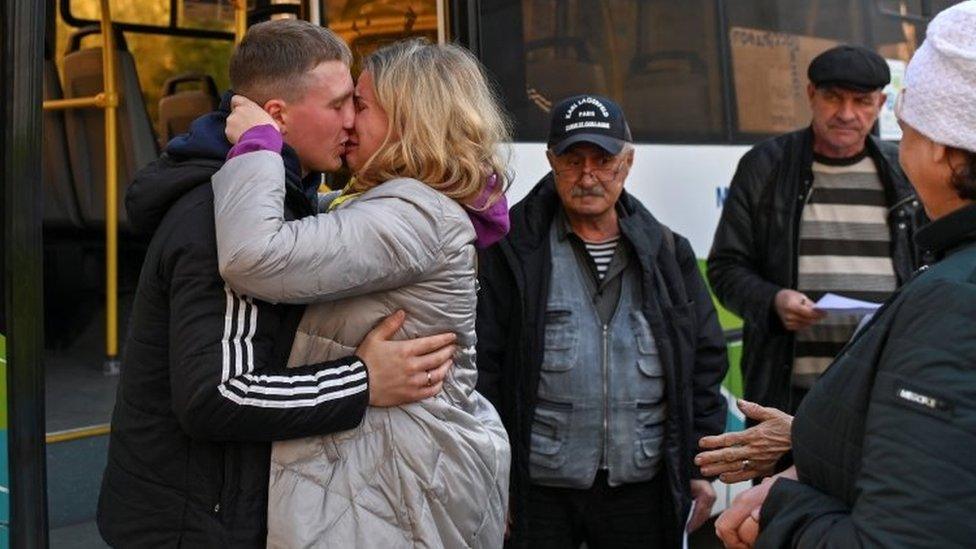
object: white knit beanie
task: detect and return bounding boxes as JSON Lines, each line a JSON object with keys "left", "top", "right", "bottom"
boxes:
{"left": 900, "top": 0, "right": 976, "bottom": 152}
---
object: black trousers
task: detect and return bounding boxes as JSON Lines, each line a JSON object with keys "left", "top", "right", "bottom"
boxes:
{"left": 520, "top": 470, "right": 669, "bottom": 549}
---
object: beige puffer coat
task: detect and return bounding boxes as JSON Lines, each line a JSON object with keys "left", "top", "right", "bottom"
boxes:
{"left": 211, "top": 151, "right": 510, "bottom": 548}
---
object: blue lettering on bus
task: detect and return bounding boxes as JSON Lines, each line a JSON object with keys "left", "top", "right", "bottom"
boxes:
{"left": 716, "top": 186, "right": 730, "bottom": 208}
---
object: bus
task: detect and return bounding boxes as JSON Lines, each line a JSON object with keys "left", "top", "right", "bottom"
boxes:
{"left": 0, "top": 0, "right": 957, "bottom": 545}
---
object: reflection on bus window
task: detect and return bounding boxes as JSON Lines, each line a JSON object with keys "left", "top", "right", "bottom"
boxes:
{"left": 482, "top": 0, "right": 726, "bottom": 143}
{"left": 57, "top": 1, "right": 233, "bottom": 135}
{"left": 725, "top": 0, "right": 922, "bottom": 137}
{"left": 178, "top": 0, "right": 244, "bottom": 31}
{"left": 327, "top": 0, "right": 439, "bottom": 72}
{"left": 68, "top": 0, "right": 173, "bottom": 25}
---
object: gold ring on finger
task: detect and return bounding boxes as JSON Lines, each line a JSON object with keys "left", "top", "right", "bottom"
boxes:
{"left": 426, "top": 370, "right": 433, "bottom": 387}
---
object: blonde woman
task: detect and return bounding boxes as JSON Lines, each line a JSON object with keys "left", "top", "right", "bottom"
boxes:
{"left": 210, "top": 40, "right": 511, "bottom": 548}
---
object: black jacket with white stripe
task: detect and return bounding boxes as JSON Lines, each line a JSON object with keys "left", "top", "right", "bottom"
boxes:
{"left": 97, "top": 101, "right": 369, "bottom": 548}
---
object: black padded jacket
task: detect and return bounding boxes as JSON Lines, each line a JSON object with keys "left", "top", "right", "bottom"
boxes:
{"left": 97, "top": 100, "right": 369, "bottom": 548}
{"left": 758, "top": 204, "right": 976, "bottom": 548}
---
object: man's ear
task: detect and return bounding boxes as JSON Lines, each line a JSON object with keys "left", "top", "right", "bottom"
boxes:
{"left": 932, "top": 140, "right": 949, "bottom": 165}
{"left": 263, "top": 99, "right": 287, "bottom": 135}
{"left": 546, "top": 149, "right": 557, "bottom": 169}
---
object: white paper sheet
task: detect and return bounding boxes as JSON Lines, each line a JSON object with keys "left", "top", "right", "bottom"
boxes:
{"left": 683, "top": 500, "right": 697, "bottom": 549}
{"left": 814, "top": 293, "right": 883, "bottom": 316}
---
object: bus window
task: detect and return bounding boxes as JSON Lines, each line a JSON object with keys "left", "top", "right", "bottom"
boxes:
{"left": 57, "top": 1, "right": 234, "bottom": 135}
{"left": 478, "top": 0, "right": 726, "bottom": 143}
{"left": 178, "top": 0, "right": 239, "bottom": 32}
{"left": 723, "top": 0, "right": 957, "bottom": 140}
{"left": 326, "top": 0, "right": 440, "bottom": 73}
{"left": 68, "top": 0, "right": 175, "bottom": 25}
{"left": 724, "top": 0, "right": 867, "bottom": 137}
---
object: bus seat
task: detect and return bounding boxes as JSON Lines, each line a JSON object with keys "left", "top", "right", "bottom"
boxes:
{"left": 62, "top": 26, "right": 158, "bottom": 231}
{"left": 623, "top": 51, "right": 714, "bottom": 137}
{"left": 158, "top": 73, "right": 219, "bottom": 146}
{"left": 525, "top": 37, "right": 609, "bottom": 107}
{"left": 43, "top": 55, "right": 85, "bottom": 230}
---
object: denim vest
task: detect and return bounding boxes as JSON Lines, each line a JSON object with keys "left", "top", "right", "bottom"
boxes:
{"left": 529, "top": 223, "right": 666, "bottom": 489}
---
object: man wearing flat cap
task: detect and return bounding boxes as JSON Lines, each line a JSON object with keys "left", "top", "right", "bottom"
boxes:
{"left": 708, "top": 45, "right": 927, "bottom": 422}
{"left": 475, "top": 94, "right": 729, "bottom": 548}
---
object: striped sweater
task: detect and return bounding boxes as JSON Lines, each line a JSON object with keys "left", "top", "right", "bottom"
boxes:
{"left": 792, "top": 153, "right": 897, "bottom": 388}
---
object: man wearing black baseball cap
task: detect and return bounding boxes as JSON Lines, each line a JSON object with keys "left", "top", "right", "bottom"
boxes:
{"left": 707, "top": 45, "right": 926, "bottom": 434}
{"left": 475, "top": 94, "right": 729, "bottom": 547}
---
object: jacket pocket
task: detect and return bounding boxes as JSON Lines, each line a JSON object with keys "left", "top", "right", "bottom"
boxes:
{"left": 529, "top": 398, "right": 572, "bottom": 469}
{"left": 541, "top": 305, "right": 579, "bottom": 372}
{"left": 632, "top": 311, "right": 664, "bottom": 378}
{"left": 633, "top": 435, "right": 665, "bottom": 469}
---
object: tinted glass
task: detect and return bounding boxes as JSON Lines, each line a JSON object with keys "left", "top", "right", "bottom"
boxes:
{"left": 479, "top": 0, "right": 726, "bottom": 143}
{"left": 326, "top": 0, "right": 440, "bottom": 73}
{"left": 724, "top": 0, "right": 868, "bottom": 137}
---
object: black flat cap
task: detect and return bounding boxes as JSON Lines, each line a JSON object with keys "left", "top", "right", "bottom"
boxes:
{"left": 808, "top": 45, "right": 890, "bottom": 92}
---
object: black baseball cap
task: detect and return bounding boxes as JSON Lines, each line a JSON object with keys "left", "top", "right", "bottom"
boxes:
{"left": 547, "top": 94, "right": 633, "bottom": 155}
{"left": 808, "top": 45, "right": 890, "bottom": 92}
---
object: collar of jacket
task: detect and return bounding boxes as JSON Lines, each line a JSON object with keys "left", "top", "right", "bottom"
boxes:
{"left": 914, "top": 202, "right": 976, "bottom": 257}
{"left": 799, "top": 126, "right": 917, "bottom": 206}
{"left": 506, "top": 172, "right": 666, "bottom": 259}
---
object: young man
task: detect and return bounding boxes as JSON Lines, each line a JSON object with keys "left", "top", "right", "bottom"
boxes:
{"left": 97, "top": 21, "right": 454, "bottom": 547}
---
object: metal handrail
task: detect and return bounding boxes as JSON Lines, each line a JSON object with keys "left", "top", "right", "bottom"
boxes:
{"left": 41, "top": 0, "right": 120, "bottom": 373}
{"left": 234, "top": 0, "right": 247, "bottom": 43}
{"left": 46, "top": 423, "right": 112, "bottom": 444}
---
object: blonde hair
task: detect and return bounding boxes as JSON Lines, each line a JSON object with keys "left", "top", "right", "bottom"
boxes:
{"left": 351, "top": 39, "right": 511, "bottom": 208}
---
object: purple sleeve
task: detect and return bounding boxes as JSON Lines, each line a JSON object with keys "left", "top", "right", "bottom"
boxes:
{"left": 226, "top": 124, "right": 283, "bottom": 160}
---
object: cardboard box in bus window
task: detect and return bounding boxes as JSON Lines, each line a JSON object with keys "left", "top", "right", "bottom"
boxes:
{"left": 729, "top": 27, "right": 838, "bottom": 134}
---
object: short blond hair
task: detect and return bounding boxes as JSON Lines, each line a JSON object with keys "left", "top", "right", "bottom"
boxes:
{"left": 352, "top": 39, "right": 511, "bottom": 207}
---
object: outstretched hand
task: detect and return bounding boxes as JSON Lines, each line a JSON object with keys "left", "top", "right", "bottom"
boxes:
{"left": 696, "top": 399, "right": 793, "bottom": 483}
{"left": 355, "top": 310, "right": 457, "bottom": 407}
{"left": 225, "top": 94, "right": 278, "bottom": 144}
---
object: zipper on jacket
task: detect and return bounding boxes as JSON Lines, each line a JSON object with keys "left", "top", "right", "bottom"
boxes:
{"left": 792, "top": 177, "right": 814, "bottom": 287}
{"left": 785, "top": 177, "right": 813, "bottom": 387}
{"left": 602, "top": 323, "right": 610, "bottom": 469}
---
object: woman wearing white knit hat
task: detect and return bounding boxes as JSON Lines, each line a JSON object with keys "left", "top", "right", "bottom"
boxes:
{"left": 714, "top": 2, "right": 976, "bottom": 547}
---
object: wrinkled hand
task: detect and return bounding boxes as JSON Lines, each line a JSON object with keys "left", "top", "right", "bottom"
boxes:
{"left": 736, "top": 516, "right": 760, "bottom": 548}
{"left": 715, "top": 466, "right": 796, "bottom": 549}
{"left": 774, "top": 289, "right": 826, "bottom": 331}
{"left": 688, "top": 479, "right": 717, "bottom": 532}
{"left": 715, "top": 476, "right": 774, "bottom": 549}
{"left": 355, "top": 310, "right": 456, "bottom": 407}
{"left": 225, "top": 94, "right": 277, "bottom": 145}
{"left": 696, "top": 399, "right": 792, "bottom": 483}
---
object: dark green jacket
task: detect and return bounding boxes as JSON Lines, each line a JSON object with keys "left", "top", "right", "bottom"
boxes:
{"left": 757, "top": 203, "right": 976, "bottom": 548}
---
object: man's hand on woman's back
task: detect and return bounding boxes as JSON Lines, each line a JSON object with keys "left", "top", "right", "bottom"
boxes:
{"left": 356, "top": 310, "right": 456, "bottom": 407}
